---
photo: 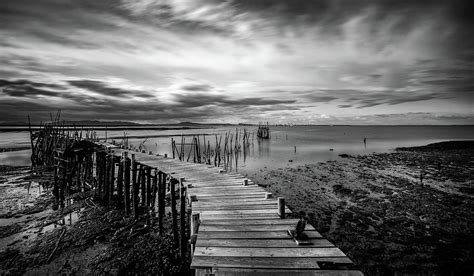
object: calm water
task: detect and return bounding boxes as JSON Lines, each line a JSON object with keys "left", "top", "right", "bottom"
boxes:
{"left": 1, "top": 126, "right": 473, "bottom": 172}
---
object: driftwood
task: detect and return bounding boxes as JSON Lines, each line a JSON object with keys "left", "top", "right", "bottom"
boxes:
{"left": 47, "top": 227, "right": 67, "bottom": 263}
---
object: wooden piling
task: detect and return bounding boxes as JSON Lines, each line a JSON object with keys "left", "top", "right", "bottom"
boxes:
{"left": 124, "top": 152, "right": 131, "bottom": 215}
{"left": 151, "top": 169, "right": 158, "bottom": 212}
{"left": 170, "top": 178, "right": 179, "bottom": 246}
{"left": 139, "top": 165, "right": 146, "bottom": 206}
{"left": 158, "top": 171, "right": 165, "bottom": 234}
{"left": 190, "top": 213, "right": 200, "bottom": 256}
{"left": 278, "top": 197, "right": 285, "bottom": 219}
{"left": 53, "top": 162, "right": 59, "bottom": 209}
{"left": 104, "top": 152, "right": 109, "bottom": 201}
{"left": 131, "top": 154, "right": 139, "bottom": 219}
{"left": 180, "top": 183, "right": 187, "bottom": 259}
{"left": 146, "top": 167, "right": 152, "bottom": 207}
{"left": 117, "top": 153, "right": 124, "bottom": 208}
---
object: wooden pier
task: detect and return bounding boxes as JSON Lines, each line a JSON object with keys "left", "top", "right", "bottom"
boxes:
{"left": 29, "top": 118, "right": 360, "bottom": 274}
{"left": 107, "top": 148, "right": 361, "bottom": 276}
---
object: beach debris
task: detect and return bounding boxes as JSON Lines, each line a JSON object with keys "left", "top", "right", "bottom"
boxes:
{"left": 46, "top": 227, "right": 67, "bottom": 263}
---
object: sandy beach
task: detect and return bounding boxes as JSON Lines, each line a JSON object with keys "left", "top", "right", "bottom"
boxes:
{"left": 245, "top": 141, "right": 474, "bottom": 275}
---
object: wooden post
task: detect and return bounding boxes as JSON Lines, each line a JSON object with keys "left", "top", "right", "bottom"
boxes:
{"left": 140, "top": 165, "right": 146, "bottom": 206}
{"left": 151, "top": 169, "right": 158, "bottom": 213}
{"left": 179, "top": 177, "right": 185, "bottom": 199}
{"left": 180, "top": 184, "right": 186, "bottom": 259}
{"left": 60, "top": 159, "right": 66, "bottom": 209}
{"left": 124, "top": 152, "right": 131, "bottom": 215}
{"left": 53, "top": 162, "right": 59, "bottom": 210}
{"left": 109, "top": 153, "right": 114, "bottom": 203}
{"left": 146, "top": 167, "right": 152, "bottom": 207}
{"left": 170, "top": 178, "right": 179, "bottom": 246}
{"left": 190, "top": 213, "right": 200, "bottom": 256}
{"left": 158, "top": 171, "right": 165, "bottom": 234}
{"left": 131, "top": 154, "right": 139, "bottom": 219}
{"left": 104, "top": 152, "right": 109, "bottom": 202}
{"left": 117, "top": 153, "right": 124, "bottom": 208}
{"left": 278, "top": 197, "right": 285, "bottom": 219}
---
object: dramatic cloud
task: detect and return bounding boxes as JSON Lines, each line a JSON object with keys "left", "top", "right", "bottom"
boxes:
{"left": 0, "top": 0, "right": 473, "bottom": 124}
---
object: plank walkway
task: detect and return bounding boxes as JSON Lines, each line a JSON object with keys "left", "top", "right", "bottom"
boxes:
{"left": 109, "top": 148, "right": 362, "bottom": 276}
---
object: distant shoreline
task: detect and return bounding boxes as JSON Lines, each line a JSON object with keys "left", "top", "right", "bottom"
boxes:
{"left": 0, "top": 126, "right": 202, "bottom": 132}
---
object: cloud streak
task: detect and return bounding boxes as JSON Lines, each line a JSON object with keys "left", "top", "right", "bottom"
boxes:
{"left": 0, "top": 0, "right": 473, "bottom": 124}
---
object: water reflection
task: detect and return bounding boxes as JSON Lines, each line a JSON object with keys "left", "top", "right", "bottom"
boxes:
{"left": 1, "top": 126, "right": 473, "bottom": 173}
{"left": 257, "top": 140, "right": 270, "bottom": 158}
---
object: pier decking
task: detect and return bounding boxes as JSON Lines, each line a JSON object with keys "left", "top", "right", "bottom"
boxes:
{"left": 108, "top": 148, "right": 361, "bottom": 275}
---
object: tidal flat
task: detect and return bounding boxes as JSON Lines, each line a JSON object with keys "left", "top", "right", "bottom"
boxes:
{"left": 246, "top": 141, "right": 474, "bottom": 275}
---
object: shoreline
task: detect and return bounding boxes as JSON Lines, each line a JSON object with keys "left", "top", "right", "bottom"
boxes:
{"left": 244, "top": 140, "right": 474, "bottom": 275}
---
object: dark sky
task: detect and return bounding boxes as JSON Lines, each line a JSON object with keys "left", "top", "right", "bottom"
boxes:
{"left": 1, "top": 0, "right": 473, "bottom": 124}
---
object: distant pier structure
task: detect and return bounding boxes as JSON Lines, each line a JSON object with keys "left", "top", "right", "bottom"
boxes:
{"left": 257, "top": 122, "right": 270, "bottom": 139}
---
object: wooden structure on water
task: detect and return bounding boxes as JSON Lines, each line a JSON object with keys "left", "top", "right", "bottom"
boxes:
{"left": 30, "top": 121, "right": 361, "bottom": 275}
{"left": 257, "top": 122, "right": 270, "bottom": 139}
{"left": 170, "top": 128, "right": 254, "bottom": 172}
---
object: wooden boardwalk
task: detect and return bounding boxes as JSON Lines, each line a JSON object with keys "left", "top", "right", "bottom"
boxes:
{"left": 110, "top": 149, "right": 362, "bottom": 276}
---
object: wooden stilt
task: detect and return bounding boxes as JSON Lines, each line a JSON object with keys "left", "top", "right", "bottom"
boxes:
{"left": 171, "top": 178, "right": 179, "bottom": 246}
{"left": 124, "top": 152, "right": 131, "bottom": 215}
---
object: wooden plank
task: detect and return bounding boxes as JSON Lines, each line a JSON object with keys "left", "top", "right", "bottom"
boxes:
{"left": 190, "top": 186, "right": 261, "bottom": 191}
{"left": 191, "top": 190, "right": 264, "bottom": 196}
{"left": 195, "top": 239, "right": 334, "bottom": 248}
{"left": 191, "top": 256, "right": 353, "bottom": 269}
{"left": 196, "top": 209, "right": 291, "bottom": 215}
{"left": 193, "top": 205, "right": 290, "bottom": 212}
{"left": 212, "top": 268, "right": 363, "bottom": 276}
{"left": 194, "top": 247, "right": 346, "bottom": 258}
{"left": 200, "top": 213, "right": 281, "bottom": 220}
{"left": 196, "top": 194, "right": 266, "bottom": 199}
{"left": 202, "top": 218, "right": 300, "bottom": 225}
{"left": 199, "top": 224, "right": 315, "bottom": 232}
{"left": 196, "top": 197, "right": 273, "bottom": 203}
{"left": 193, "top": 256, "right": 319, "bottom": 270}
{"left": 194, "top": 200, "right": 277, "bottom": 206}
{"left": 197, "top": 230, "right": 322, "bottom": 239}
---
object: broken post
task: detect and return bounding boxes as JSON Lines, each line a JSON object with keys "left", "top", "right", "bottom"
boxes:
{"left": 278, "top": 197, "right": 285, "bottom": 219}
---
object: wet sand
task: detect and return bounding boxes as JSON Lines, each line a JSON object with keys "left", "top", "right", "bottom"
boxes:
{"left": 244, "top": 141, "right": 474, "bottom": 275}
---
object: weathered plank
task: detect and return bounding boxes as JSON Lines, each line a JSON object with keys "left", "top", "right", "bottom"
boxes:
{"left": 196, "top": 209, "right": 292, "bottom": 215}
{"left": 210, "top": 268, "right": 363, "bottom": 276}
{"left": 192, "top": 204, "right": 291, "bottom": 212}
{"left": 197, "top": 231, "right": 322, "bottom": 239}
{"left": 195, "top": 239, "right": 334, "bottom": 248}
{"left": 202, "top": 219, "right": 300, "bottom": 225}
{"left": 194, "top": 247, "right": 346, "bottom": 258}
{"left": 199, "top": 224, "right": 315, "bottom": 232}
{"left": 191, "top": 256, "right": 353, "bottom": 269}
{"left": 200, "top": 213, "right": 282, "bottom": 221}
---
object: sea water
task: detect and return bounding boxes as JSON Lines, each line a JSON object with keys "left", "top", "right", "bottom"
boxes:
{"left": 1, "top": 125, "right": 473, "bottom": 171}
